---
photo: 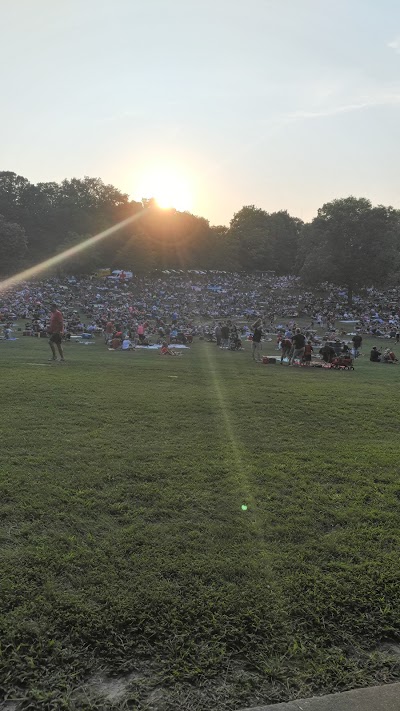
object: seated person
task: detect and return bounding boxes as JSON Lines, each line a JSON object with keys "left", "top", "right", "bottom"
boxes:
{"left": 383, "top": 348, "right": 398, "bottom": 363}
{"left": 121, "top": 337, "right": 134, "bottom": 350}
{"left": 160, "top": 342, "right": 181, "bottom": 356}
{"left": 333, "top": 340, "right": 342, "bottom": 356}
{"left": 110, "top": 336, "right": 122, "bottom": 350}
{"left": 370, "top": 346, "right": 381, "bottom": 362}
{"left": 341, "top": 342, "right": 350, "bottom": 354}
{"left": 161, "top": 342, "right": 173, "bottom": 355}
{"left": 319, "top": 343, "right": 335, "bottom": 363}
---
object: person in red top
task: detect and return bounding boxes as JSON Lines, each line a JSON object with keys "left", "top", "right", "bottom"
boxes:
{"left": 160, "top": 342, "right": 181, "bottom": 356}
{"left": 48, "top": 303, "right": 65, "bottom": 362}
{"left": 304, "top": 340, "right": 314, "bottom": 365}
{"left": 104, "top": 320, "right": 114, "bottom": 343}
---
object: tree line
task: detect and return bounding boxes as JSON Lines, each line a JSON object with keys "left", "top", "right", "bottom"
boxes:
{"left": 1, "top": 171, "right": 400, "bottom": 302}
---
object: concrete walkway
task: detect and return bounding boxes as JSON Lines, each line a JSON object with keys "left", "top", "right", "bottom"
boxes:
{"left": 238, "top": 682, "right": 400, "bottom": 711}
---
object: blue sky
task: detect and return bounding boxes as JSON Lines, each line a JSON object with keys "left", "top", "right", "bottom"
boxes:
{"left": 1, "top": 0, "right": 400, "bottom": 225}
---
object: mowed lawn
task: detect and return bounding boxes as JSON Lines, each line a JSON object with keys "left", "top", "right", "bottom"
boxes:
{"left": 1, "top": 336, "right": 400, "bottom": 710}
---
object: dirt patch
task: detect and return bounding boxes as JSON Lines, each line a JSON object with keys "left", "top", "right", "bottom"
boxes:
{"left": 88, "top": 671, "right": 145, "bottom": 701}
{"left": 378, "top": 641, "right": 400, "bottom": 656}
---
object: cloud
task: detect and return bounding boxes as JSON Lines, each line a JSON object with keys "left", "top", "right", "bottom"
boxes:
{"left": 388, "top": 36, "right": 400, "bottom": 54}
{"left": 284, "top": 92, "right": 400, "bottom": 122}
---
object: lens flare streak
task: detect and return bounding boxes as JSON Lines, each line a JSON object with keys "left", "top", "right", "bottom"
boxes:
{"left": 0, "top": 212, "right": 144, "bottom": 293}
{"left": 204, "top": 347, "right": 261, "bottom": 525}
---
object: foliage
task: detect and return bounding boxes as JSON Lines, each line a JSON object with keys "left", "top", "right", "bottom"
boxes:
{"left": 229, "top": 205, "right": 273, "bottom": 270}
{"left": 55, "top": 232, "right": 103, "bottom": 275}
{"left": 299, "top": 197, "right": 400, "bottom": 301}
{"left": 1, "top": 172, "right": 400, "bottom": 290}
{"left": 0, "top": 335, "right": 400, "bottom": 709}
{"left": 0, "top": 213, "right": 27, "bottom": 274}
{"left": 267, "top": 210, "right": 303, "bottom": 274}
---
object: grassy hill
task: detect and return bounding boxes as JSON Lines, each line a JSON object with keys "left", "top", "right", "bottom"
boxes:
{"left": 1, "top": 335, "right": 400, "bottom": 710}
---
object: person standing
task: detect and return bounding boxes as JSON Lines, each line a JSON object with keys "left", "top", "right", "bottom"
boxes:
{"left": 252, "top": 319, "right": 263, "bottom": 362}
{"left": 104, "top": 319, "right": 114, "bottom": 344}
{"left": 280, "top": 336, "right": 292, "bottom": 364}
{"left": 290, "top": 328, "right": 306, "bottom": 365}
{"left": 220, "top": 323, "right": 230, "bottom": 349}
{"left": 352, "top": 333, "right": 362, "bottom": 358}
{"left": 215, "top": 322, "right": 222, "bottom": 347}
{"left": 48, "top": 303, "right": 65, "bottom": 362}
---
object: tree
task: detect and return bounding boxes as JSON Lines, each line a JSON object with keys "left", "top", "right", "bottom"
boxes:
{"left": 0, "top": 214, "right": 27, "bottom": 275}
{"left": 208, "top": 226, "right": 240, "bottom": 270}
{"left": 0, "top": 172, "right": 31, "bottom": 223}
{"left": 138, "top": 204, "right": 212, "bottom": 270}
{"left": 113, "top": 231, "right": 157, "bottom": 272}
{"left": 299, "top": 197, "right": 400, "bottom": 304}
{"left": 266, "top": 211, "right": 303, "bottom": 274}
{"left": 228, "top": 206, "right": 273, "bottom": 271}
{"left": 0, "top": 172, "right": 144, "bottom": 267}
{"left": 55, "top": 232, "right": 103, "bottom": 275}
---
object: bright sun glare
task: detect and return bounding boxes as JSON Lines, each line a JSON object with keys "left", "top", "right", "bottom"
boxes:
{"left": 137, "top": 168, "right": 192, "bottom": 212}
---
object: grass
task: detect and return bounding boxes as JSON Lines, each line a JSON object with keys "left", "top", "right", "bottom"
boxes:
{"left": 1, "top": 334, "right": 400, "bottom": 710}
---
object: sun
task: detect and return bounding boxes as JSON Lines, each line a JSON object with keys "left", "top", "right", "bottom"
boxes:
{"left": 136, "top": 168, "right": 192, "bottom": 212}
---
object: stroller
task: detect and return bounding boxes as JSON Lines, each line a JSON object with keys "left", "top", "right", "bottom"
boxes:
{"left": 331, "top": 354, "right": 354, "bottom": 370}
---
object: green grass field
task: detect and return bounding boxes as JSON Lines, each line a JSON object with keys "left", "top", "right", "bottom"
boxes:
{"left": 1, "top": 335, "right": 400, "bottom": 710}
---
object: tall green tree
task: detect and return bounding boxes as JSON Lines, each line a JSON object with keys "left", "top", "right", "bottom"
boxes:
{"left": 0, "top": 172, "right": 143, "bottom": 265}
{"left": 0, "top": 172, "right": 31, "bottom": 223}
{"left": 229, "top": 206, "right": 272, "bottom": 271}
{"left": 299, "top": 197, "right": 400, "bottom": 303}
{"left": 267, "top": 210, "right": 303, "bottom": 274}
{"left": 208, "top": 225, "right": 240, "bottom": 271}
{"left": 55, "top": 232, "right": 104, "bottom": 275}
{"left": 0, "top": 214, "right": 27, "bottom": 275}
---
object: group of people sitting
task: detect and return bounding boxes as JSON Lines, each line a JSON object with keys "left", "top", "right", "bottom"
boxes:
{"left": 370, "top": 347, "right": 398, "bottom": 363}
{"left": 104, "top": 318, "right": 193, "bottom": 350}
{"left": 276, "top": 329, "right": 398, "bottom": 366}
{"left": 214, "top": 322, "right": 243, "bottom": 350}
{"left": 1, "top": 324, "right": 13, "bottom": 339}
{"left": 102, "top": 316, "right": 188, "bottom": 355}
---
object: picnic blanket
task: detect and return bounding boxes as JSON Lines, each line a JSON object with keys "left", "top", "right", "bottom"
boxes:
{"left": 135, "top": 344, "right": 190, "bottom": 349}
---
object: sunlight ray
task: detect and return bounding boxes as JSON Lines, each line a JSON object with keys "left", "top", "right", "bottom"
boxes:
{"left": 204, "top": 346, "right": 262, "bottom": 531}
{"left": 0, "top": 211, "right": 145, "bottom": 293}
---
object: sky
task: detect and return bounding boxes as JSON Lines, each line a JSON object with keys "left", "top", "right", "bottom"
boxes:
{"left": 1, "top": 0, "right": 400, "bottom": 225}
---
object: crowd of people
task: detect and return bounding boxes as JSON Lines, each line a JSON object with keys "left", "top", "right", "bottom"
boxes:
{"left": 0, "top": 271, "right": 400, "bottom": 364}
